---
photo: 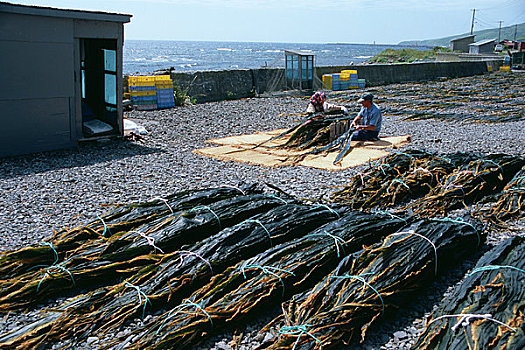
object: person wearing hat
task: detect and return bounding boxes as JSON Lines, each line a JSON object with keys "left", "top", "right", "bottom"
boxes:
{"left": 350, "top": 93, "right": 382, "bottom": 141}
{"left": 306, "top": 91, "right": 348, "bottom": 115}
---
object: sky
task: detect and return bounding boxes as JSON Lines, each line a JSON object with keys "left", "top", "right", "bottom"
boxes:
{"left": 5, "top": 0, "right": 525, "bottom": 44}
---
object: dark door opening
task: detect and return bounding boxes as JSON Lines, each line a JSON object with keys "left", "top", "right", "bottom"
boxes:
{"left": 80, "top": 38, "right": 119, "bottom": 137}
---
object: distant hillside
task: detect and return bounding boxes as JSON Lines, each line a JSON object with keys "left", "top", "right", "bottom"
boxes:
{"left": 399, "top": 22, "right": 525, "bottom": 47}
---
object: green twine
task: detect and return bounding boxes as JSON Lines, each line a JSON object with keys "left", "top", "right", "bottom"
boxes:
{"left": 236, "top": 264, "right": 295, "bottom": 297}
{"left": 156, "top": 299, "right": 213, "bottom": 335}
{"left": 190, "top": 206, "right": 221, "bottom": 230}
{"left": 97, "top": 215, "right": 111, "bottom": 237}
{"left": 244, "top": 219, "right": 273, "bottom": 246}
{"left": 124, "top": 282, "right": 151, "bottom": 319}
{"left": 40, "top": 241, "right": 58, "bottom": 266}
{"left": 312, "top": 204, "right": 340, "bottom": 218}
{"left": 432, "top": 217, "right": 480, "bottom": 246}
{"left": 37, "top": 262, "right": 76, "bottom": 292}
{"left": 475, "top": 159, "right": 503, "bottom": 173}
{"left": 330, "top": 272, "right": 385, "bottom": 313}
{"left": 469, "top": 265, "right": 525, "bottom": 276}
{"left": 306, "top": 231, "right": 346, "bottom": 258}
{"left": 370, "top": 209, "right": 407, "bottom": 223}
{"left": 279, "top": 324, "right": 323, "bottom": 350}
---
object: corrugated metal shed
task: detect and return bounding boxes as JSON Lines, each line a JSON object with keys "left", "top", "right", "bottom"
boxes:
{"left": 450, "top": 35, "right": 475, "bottom": 53}
{"left": 469, "top": 39, "right": 496, "bottom": 55}
{"left": 0, "top": 2, "right": 131, "bottom": 157}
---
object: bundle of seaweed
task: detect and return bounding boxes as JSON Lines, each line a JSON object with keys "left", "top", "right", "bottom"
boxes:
{"left": 0, "top": 191, "right": 286, "bottom": 311}
{"left": 474, "top": 166, "right": 525, "bottom": 229}
{"left": 330, "top": 151, "right": 474, "bottom": 210}
{"left": 0, "top": 185, "right": 255, "bottom": 280}
{"left": 257, "top": 218, "right": 482, "bottom": 349}
{"left": 109, "top": 211, "right": 408, "bottom": 350}
{"left": 413, "top": 236, "right": 525, "bottom": 349}
{"left": 0, "top": 202, "right": 345, "bottom": 348}
{"left": 407, "top": 154, "right": 525, "bottom": 217}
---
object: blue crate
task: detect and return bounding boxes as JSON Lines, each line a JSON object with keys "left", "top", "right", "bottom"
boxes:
{"left": 129, "top": 85, "right": 156, "bottom": 92}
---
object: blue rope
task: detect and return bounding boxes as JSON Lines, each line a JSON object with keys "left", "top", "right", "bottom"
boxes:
{"left": 244, "top": 219, "right": 273, "bottom": 246}
{"left": 279, "top": 324, "right": 323, "bottom": 350}
{"left": 305, "top": 231, "right": 346, "bottom": 258}
{"left": 330, "top": 273, "right": 385, "bottom": 313}
{"left": 475, "top": 159, "right": 503, "bottom": 173}
{"left": 37, "top": 262, "right": 76, "bottom": 292}
{"left": 387, "top": 179, "right": 410, "bottom": 195}
{"left": 156, "top": 299, "right": 213, "bottom": 335}
{"left": 312, "top": 204, "right": 340, "bottom": 218}
{"left": 124, "top": 282, "right": 151, "bottom": 319}
{"left": 97, "top": 215, "right": 111, "bottom": 237}
{"left": 236, "top": 264, "right": 295, "bottom": 297}
{"left": 190, "top": 206, "right": 221, "bottom": 230}
{"left": 432, "top": 217, "right": 480, "bottom": 246}
{"left": 469, "top": 265, "right": 525, "bottom": 276}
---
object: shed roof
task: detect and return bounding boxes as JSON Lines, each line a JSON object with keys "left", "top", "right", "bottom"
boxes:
{"left": 469, "top": 39, "right": 496, "bottom": 47}
{"left": 0, "top": 1, "right": 131, "bottom": 23}
{"left": 284, "top": 50, "right": 315, "bottom": 57}
{"left": 450, "top": 35, "right": 475, "bottom": 42}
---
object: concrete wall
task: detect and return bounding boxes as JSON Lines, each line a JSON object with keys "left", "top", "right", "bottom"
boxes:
{"left": 169, "top": 60, "right": 503, "bottom": 104}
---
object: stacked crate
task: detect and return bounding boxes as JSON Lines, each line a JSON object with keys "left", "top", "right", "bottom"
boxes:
{"left": 128, "top": 76, "right": 157, "bottom": 110}
{"left": 154, "top": 75, "right": 176, "bottom": 108}
{"left": 322, "top": 70, "right": 366, "bottom": 91}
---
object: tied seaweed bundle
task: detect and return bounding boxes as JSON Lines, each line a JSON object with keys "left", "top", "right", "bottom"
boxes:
{"left": 0, "top": 202, "right": 344, "bottom": 349}
{"left": 474, "top": 165, "right": 525, "bottom": 229}
{"left": 330, "top": 151, "right": 470, "bottom": 209}
{"left": 0, "top": 185, "right": 254, "bottom": 281}
{"left": 257, "top": 218, "right": 482, "bottom": 349}
{"left": 413, "top": 236, "right": 525, "bottom": 350}
{"left": 407, "top": 154, "right": 525, "bottom": 217}
{"left": 106, "top": 211, "right": 407, "bottom": 350}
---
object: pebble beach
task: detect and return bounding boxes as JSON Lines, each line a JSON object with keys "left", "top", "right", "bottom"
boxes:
{"left": 1, "top": 71, "right": 524, "bottom": 349}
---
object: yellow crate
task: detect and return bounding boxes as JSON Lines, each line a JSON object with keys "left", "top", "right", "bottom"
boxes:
{"left": 155, "top": 83, "right": 173, "bottom": 89}
{"left": 339, "top": 73, "right": 350, "bottom": 81}
{"left": 341, "top": 70, "right": 357, "bottom": 74}
{"left": 129, "top": 76, "right": 155, "bottom": 83}
{"left": 154, "top": 75, "right": 172, "bottom": 81}
{"left": 130, "top": 90, "right": 157, "bottom": 96}
{"left": 499, "top": 65, "right": 511, "bottom": 72}
{"left": 129, "top": 81, "right": 156, "bottom": 87}
{"left": 322, "top": 74, "right": 333, "bottom": 90}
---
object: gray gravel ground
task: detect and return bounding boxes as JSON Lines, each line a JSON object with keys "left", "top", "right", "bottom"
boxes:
{"left": 1, "top": 73, "right": 524, "bottom": 349}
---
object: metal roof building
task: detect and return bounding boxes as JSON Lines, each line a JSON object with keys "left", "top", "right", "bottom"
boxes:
{"left": 469, "top": 39, "right": 496, "bottom": 55}
{"left": 450, "top": 35, "right": 475, "bottom": 53}
{"left": 0, "top": 2, "right": 131, "bottom": 157}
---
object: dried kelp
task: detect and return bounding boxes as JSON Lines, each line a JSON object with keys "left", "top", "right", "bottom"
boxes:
{"left": 258, "top": 218, "right": 482, "bottom": 349}
{"left": 474, "top": 166, "right": 525, "bottom": 228}
{"left": 0, "top": 191, "right": 286, "bottom": 311}
{"left": 413, "top": 236, "right": 525, "bottom": 350}
{"left": 0, "top": 185, "right": 255, "bottom": 280}
{"left": 330, "top": 151, "right": 475, "bottom": 210}
{"left": 407, "top": 154, "right": 525, "bottom": 217}
{"left": 0, "top": 202, "right": 344, "bottom": 348}
{"left": 112, "top": 211, "right": 407, "bottom": 350}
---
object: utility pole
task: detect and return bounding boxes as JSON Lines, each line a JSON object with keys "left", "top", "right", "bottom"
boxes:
{"left": 515, "top": 24, "right": 518, "bottom": 41}
{"left": 498, "top": 21, "right": 503, "bottom": 42}
{"left": 470, "top": 9, "right": 476, "bottom": 35}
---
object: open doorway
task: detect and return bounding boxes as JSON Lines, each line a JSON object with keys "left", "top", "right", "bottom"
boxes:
{"left": 80, "top": 38, "right": 119, "bottom": 138}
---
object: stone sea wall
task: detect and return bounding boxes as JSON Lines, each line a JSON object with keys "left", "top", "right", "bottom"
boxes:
{"left": 167, "top": 60, "right": 503, "bottom": 103}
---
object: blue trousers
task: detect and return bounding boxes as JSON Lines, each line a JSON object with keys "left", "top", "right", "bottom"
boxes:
{"left": 351, "top": 129, "right": 380, "bottom": 141}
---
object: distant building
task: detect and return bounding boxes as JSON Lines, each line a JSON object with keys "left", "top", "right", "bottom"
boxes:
{"left": 469, "top": 39, "right": 496, "bottom": 54}
{"left": 450, "top": 35, "right": 475, "bottom": 53}
{"left": 0, "top": 2, "right": 131, "bottom": 157}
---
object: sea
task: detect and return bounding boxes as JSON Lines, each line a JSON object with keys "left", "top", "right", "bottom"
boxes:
{"left": 123, "top": 40, "right": 428, "bottom": 75}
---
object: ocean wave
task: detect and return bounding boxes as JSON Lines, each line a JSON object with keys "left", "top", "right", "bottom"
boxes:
{"left": 355, "top": 55, "right": 373, "bottom": 59}
{"left": 217, "top": 48, "right": 235, "bottom": 52}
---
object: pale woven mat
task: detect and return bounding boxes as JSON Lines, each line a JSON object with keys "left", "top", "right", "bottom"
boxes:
{"left": 194, "top": 129, "right": 411, "bottom": 171}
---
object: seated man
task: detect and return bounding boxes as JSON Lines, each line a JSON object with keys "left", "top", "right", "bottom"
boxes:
{"left": 350, "top": 93, "right": 382, "bottom": 141}
{"left": 306, "top": 91, "right": 348, "bottom": 115}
